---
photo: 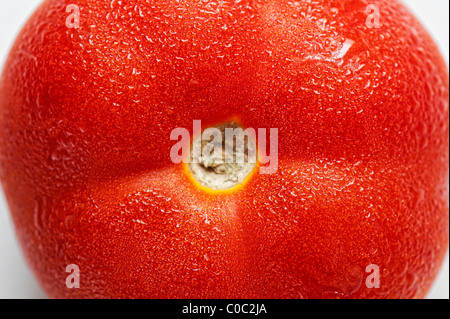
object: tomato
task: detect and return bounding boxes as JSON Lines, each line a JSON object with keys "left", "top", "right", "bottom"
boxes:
{"left": 0, "top": 0, "right": 448, "bottom": 299}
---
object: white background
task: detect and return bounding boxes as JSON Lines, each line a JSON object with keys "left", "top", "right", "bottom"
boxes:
{"left": 0, "top": 0, "right": 448, "bottom": 299}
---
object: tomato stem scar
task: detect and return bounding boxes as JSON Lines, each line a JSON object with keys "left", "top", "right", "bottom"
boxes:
{"left": 187, "top": 122, "right": 257, "bottom": 191}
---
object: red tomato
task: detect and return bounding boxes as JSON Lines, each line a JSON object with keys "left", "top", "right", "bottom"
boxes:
{"left": 0, "top": 0, "right": 448, "bottom": 299}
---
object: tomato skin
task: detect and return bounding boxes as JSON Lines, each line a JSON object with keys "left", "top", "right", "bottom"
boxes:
{"left": 0, "top": 0, "right": 448, "bottom": 299}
